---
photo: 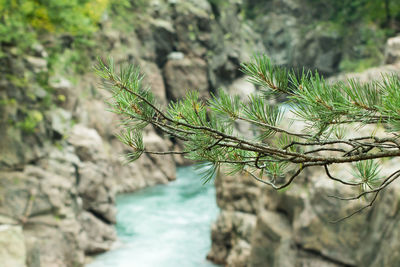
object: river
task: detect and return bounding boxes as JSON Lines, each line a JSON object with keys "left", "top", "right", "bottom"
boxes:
{"left": 87, "top": 166, "right": 220, "bottom": 267}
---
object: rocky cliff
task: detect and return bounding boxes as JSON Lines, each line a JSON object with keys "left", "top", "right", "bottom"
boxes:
{"left": 0, "top": 0, "right": 264, "bottom": 266}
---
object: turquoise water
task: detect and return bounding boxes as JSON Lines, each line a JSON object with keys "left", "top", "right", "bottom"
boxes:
{"left": 87, "top": 166, "right": 220, "bottom": 267}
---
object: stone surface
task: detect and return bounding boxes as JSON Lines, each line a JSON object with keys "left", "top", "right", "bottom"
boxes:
{"left": 68, "top": 124, "right": 106, "bottom": 162}
{"left": 143, "top": 129, "right": 176, "bottom": 181}
{"left": 49, "top": 108, "right": 72, "bottom": 137}
{"left": 210, "top": 164, "right": 400, "bottom": 267}
{"left": 385, "top": 35, "right": 400, "bottom": 64}
{"left": 49, "top": 76, "right": 76, "bottom": 110}
{"left": 77, "top": 161, "right": 116, "bottom": 224}
{"left": 249, "top": 0, "right": 344, "bottom": 76}
{"left": 24, "top": 222, "right": 84, "bottom": 267}
{"left": 79, "top": 211, "right": 117, "bottom": 255}
{"left": 163, "top": 57, "right": 209, "bottom": 100}
{"left": 0, "top": 164, "right": 86, "bottom": 267}
{"left": 141, "top": 61, "right": 168, "bottom": 107}
{"left": 228, "top": 77, "right": 256, "bottom": 101}
{"left": 25, "top": 56, "right": 48, "bottom": 73}
{"left": 330, "top": 63, "right": 400, "bottom": 83}
{"left": 207, "top": 210, "right": 257, "bottom": 265}
{"left": 0, "top": 225, "right": 27, "bottom": 267}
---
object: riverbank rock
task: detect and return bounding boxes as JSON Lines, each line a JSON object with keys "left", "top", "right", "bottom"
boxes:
{"left": 209, "top": 163, "right": 400, "bottom": 267}
{"left": 330, "top": 34, "right": 400, "bottom": 83}
{"left": 250, "top": 0, "right": 342, "bottom": 76}
{"left": 79, "top": 211, "right": 117, "bottom": 254}
{"left": 385, "top": 35, "right": 400, "bottom": 64}
{"left": 163, "top": 57, "right": 209, "bottom": 100}
{"left": 0, "top": 225, "right": 26, "bottom": 267}
{"left": 208, "top": 210, "right": 257, "bottom": 266}
{"left": 0, "top": 164, "right": 85, "bottom": 267}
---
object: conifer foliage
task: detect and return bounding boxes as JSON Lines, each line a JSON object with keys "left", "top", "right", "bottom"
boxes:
{"left": 96, "top": 55, "right": 400, "bottom": 220}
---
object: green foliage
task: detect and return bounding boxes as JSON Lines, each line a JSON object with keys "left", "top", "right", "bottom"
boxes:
{"left": 0, "top": 0, "right": 112, "bottom": 53}
{"left": 311, "top": 0, "right": 400, "bottom": 28}
{"left": 353, "top": 160, "right": 381, "bottom": 190}
{"left": 338, "top": 25, "right": 387, "bottom": 73}
{"left": 195, "top": 162, "right": 219, "bottom": 184}
{"left": 310, "top": 0, "right": 400, "bottom": 72}
{"left": 0, "top": 0, "right": 134, "bottom": 61}
{"left": 108, "top": 0, "right": 147, "bottom": 32}
{"left": 17, "top": 110, "right": 43, "bottom": 133}
{"left": 117, "top": 130, "right": 144, "bottom": 163}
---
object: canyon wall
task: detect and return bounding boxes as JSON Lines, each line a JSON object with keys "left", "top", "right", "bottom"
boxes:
{"left": 0, "top": 1, "right": 262, "bottom": 266}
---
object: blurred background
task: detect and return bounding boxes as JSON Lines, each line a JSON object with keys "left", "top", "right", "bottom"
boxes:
{"left": 1, "top": 0, "right": 400, "bottom": 266}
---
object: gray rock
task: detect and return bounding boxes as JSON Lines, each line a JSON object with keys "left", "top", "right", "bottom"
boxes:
{"left": 167, "top": 51, "right": 185, "bottom": 60}
{"left": 77, "top": 161, "right": 116, "bottom": 224}
{"left": 25, "top": 56, "right": 48, "bottom": 73}
{"left": 329, "top": 63, "right": 400, "bottom": 84}
{"left": 0, "top": 225, "right": 27, "bottom": 267}
{"left": 249, "top": 210, "right": 294, "bottom": 267}
{"left": 24, "top": 222, "right": 85, "bottom": 267}
{"left": 210, "top": 159, "right": 400, "bottom": 267}
{"left": 208, "top": 210, "right": 257, "bottom": 265}
{"left": 68, "top": 124, "right": 106, "bottom": 162}
{"left": 49, "top": 108, "right": 72, "bottom": 137}
{"left": 252, "top": 0, "right": 342, "bottom": 75}
{"left": 49, "top": 76, "right": 77, "bottom": 110}
{"left": 385, "top": 35, "right": 400, "bottom": 64}
{"left": 49, "top": 76, "right": 73, "bottom": 91}
{"left": 143, "top": 129, "right": 176, "bottom": 181}
{"left": 32, "top": 43, "right": 48, "bottom": 58}
{"left": 141, "top": 61, "right": 168, "bottom": 107}
{"left": 0, "top": 165, "right": 86, "bottom": 267}
{"left": 79, "top": 211, "right": 117, "bottom": 254}
{"left": 163, "top": 57, "right": 209, "bottom": 100}
{"left": 228, "top": 77, "right": 256, "bottom": 101}
{"left": 215, "top": 171, "right": 261, "bottom": 214}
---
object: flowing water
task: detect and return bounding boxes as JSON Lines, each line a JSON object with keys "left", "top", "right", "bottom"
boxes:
{"left": 87, "top": 166, "right": 220, "bottom": 267}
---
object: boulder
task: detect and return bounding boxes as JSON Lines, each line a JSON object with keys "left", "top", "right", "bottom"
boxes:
{"left": 49, "top": 108, "right": 72, "bottom": 137}
{"left": 0, "top": 166, "right": 86, "bottom": 267}
{"left": 25, "top": 56, "right": 47, "bottom": 73}
{"left": 384, "top": 35, "right": 400, "bottom": 64}
{"left": 109, "top": 136, "right": 174, "bottom": 193}
{"left": 143, "top": 129, "right": 176, "bottom": 181}
{"left": 141, "top": 60, "right": 168, "bottom": 107}
{"left": 49, "top": 76, "right": 76, "bottom": 110}
{"left": 135, "top": 17, "right": 176, "bottom": 64}
{"left": 207, "top": 210, "right": 257, "bottom": 265}
{"left": 210, "top": 160, "right": 400, "bottom": 267}
{"left": 330, "top": 64, "right": 400, "bottom": 84}
{"left": 0, "top": 225, "right": 27, "bottom": 267}
{"left": 163, "top": 57, "right": 209, "bottom": 100}
{"left": 81, "top": 99, "right": 116, "bottom": 139}
{"left": 77, "top": 161, "right": 116, "bottom": 224}
{"left": 68, "top": 124, "right": 106, "bottom": 162}
{"left": 215, "top": 171, "right": 261, "bottom": 214}
{"left": 249, "top": 210, "right": 295, "bottom": 267}
{"left": 79, "top": 211, "right": 117, "bottom": 255}
{"left": 227, "top": 77, "right": 256, "bottom": 101}
{"left": 24, "top": 222, "right": 84, "bottom": 267}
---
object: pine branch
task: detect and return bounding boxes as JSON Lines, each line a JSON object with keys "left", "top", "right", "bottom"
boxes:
{"left": 96, "top": 55, "right": 400, "bottom": 221}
